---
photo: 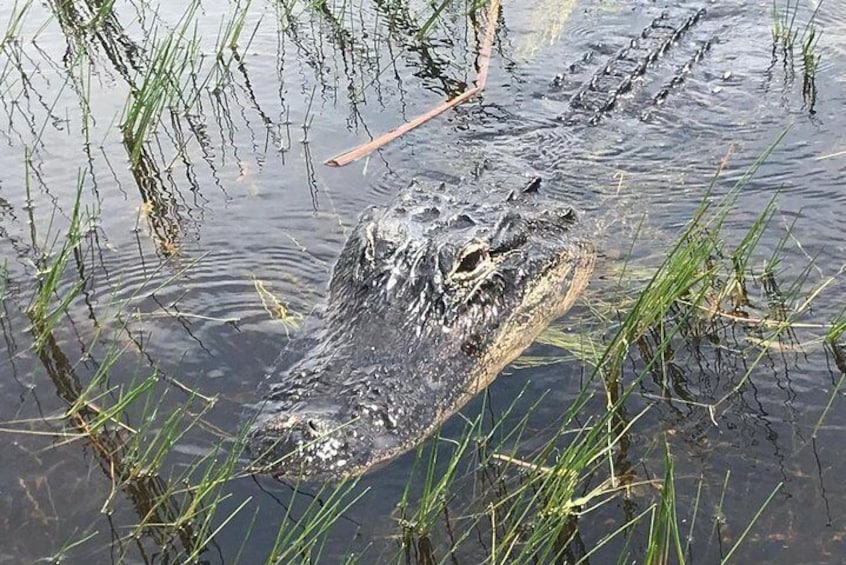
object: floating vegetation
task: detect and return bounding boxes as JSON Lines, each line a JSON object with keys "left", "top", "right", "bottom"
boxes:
{"left": 253, "top": 275, "right": 303, "bottom": 331}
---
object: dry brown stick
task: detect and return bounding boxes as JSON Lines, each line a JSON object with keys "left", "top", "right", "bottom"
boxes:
{"left": 325, "top": 86, "right": 481, "bottom": 167}
{"left": 473, "top": 0, "right": 499, "bottom": 90}
{"left": 325, "top": 0, "right": 501, "bottom": 167}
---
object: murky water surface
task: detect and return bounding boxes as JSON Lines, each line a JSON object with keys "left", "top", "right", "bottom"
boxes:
{"left": 1, "top": 0, "right": 845, "bottom": 562}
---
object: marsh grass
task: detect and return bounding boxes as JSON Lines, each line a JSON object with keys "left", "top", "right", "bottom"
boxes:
{"left": 394, "top": 389, "right": 540, "bottom": 560}
{"left": 643, "top": 443, "right": 683, "bottom": 564}
{"left": 111, "top": 0, "right": 264, "bottom": 255}
{"left": 121, "top": 1, "right": 202, "bottom": 167}
{"left": 826, "top": 312, "right": 846, "bottom": 344}
{"left": 772, "top": 0, "right": 802, "bottom": 50}
{"left": 416, "top": 0, "right": 463, "bottom": 40}
{"left": 266, "top": 478, "right": 368, "bottom": 563}
{"left": 121, "top": 0, "right": 260, "bottom": 163}
{"left": 0, "top": 0, "right": 33, "bottom": 50}
{"left": 800, "top": 23, "right": 822, "bottom": 77}
{"left": 18, "top": 180, "right": 224, "bottom": 559}
{"left": 13, "top": 167, "right": 241, "bottom": 559}
{"left": 771, "top": 0, "right": 824, "bottom": 108}
{"left": 771, "top": 0, "right": 822, "bottom": 51}
{"left": 212, "top": 0, "right": 258, "bottom": 78}
{"left": 9, "top": 169, "right": 373, "bottom": 563}
{"left": 26, "top": 174, "right": 88, "bottom": 351}
{"left": 0, "top": 0, "right": 40, "bottom": 94}
{"left": 34, "top": 335, "right": 207, "bottom": 559}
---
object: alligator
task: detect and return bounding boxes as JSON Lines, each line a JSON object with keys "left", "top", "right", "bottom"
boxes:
{"left": 247, "top": 7, "right": 716, "bottom": 481}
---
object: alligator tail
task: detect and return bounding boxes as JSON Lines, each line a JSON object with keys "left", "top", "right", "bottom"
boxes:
{"left": 566, "top": 8, "right": 709, "bottom": 125}
{"left": 651, "top": 39, "right": 713, "bottom": 105}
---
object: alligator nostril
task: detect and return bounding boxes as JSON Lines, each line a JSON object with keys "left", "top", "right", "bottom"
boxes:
{"left": 306, "top": 419, "right": 320, "bottom": 435}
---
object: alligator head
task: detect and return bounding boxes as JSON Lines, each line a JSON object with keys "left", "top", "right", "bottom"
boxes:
{"left": 247, "top": 178, "right": 594, "bottom": 481}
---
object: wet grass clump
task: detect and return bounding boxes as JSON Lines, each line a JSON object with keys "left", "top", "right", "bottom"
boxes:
{"left": 771, "top": 0, "right": 824, "bottom": 108}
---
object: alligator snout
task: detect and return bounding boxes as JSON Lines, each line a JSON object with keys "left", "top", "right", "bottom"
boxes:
{"left": 247, "top": 404, "right": 374, "bottom": 481}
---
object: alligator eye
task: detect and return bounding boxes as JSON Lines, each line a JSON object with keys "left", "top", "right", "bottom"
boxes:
{"left": 456, "top": 248, "right": 487, "bottom": 273}
{"left": 448, "top": 241, "right": 493, "bottom": 283}
{"left": 306, "top": 419, "right": 320, "bottom": 435}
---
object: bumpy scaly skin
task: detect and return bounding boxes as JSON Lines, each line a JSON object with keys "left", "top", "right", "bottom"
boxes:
{"left": 564, "top": 9, "right": 708, "bottom": 124}
{"left": 248, "top": 179, "right": 594, "bottom": 481}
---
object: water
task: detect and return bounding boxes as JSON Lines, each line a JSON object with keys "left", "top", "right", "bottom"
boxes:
{"left": 1, "top": 0, "right": 845, "bottom": 562}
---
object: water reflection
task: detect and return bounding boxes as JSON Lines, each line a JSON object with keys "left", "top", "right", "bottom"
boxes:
{"left": 48, "top": 0, "right": 141, "bottom": 84}
{"left": 29, "top": 317, "right": 208, "bottom": 562}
